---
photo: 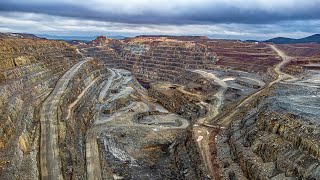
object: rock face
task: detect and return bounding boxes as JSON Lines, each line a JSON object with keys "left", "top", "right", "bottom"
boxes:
{"left": 0, "top": 34, "right": 319, "bottom": 180}
{"left": 89, "top": 36, "right": 123, "bottom": 47}
{"left": 148, "top": 83, "right": 208, "bottom": 120}
{"left": 0, "top": 37, "right": 81, "bottom": 179}
{"left": 79, "top": 38, "right": 218, "bottom": 83}
{"left": 216, "top": 78, "right": 320, "bottom": 179}
{"left": 84, "top": 68, "right": 208, "bottom": 179}
{"left": 0, "top": 35, "right": 210, "bottom": 179}
{"left": 76, "top": 36, "right": 280, "bottom": 86}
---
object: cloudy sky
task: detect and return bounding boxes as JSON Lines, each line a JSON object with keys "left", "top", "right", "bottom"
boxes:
{"left": 0, "top": 0, "right": 320, "bottom": 40}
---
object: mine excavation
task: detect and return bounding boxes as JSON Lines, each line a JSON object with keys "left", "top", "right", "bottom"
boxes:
{"left": 0, "top": 33, "right": 319, "bottom": 180}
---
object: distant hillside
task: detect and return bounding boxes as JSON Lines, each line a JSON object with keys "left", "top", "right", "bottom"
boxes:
{"left": 0, "top": 32, "right": 41, "bottom": 39}
{"left": 135, "top": 35, "right": 209, "bottom": 41}
{"left": 265, "top": 34, "right": 320, "bottom": 44}
{"left": 37, "top": 34, "right": 126, "bottom": 41}
{"left": 137, "top": 35, "right": 209, "bottom": 39}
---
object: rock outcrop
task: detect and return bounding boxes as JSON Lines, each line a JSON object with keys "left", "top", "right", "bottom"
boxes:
{"left": 0, "top": 37, "right": 81, "bottom": 179}
{"left": 79, "top": 38, "right": 217, "bottom": 83}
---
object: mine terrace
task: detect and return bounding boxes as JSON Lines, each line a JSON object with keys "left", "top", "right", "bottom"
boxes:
{"left": 0, "top": 33, "right": 319, "bottom": 179}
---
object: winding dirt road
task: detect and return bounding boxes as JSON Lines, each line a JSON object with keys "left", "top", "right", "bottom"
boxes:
{"left": 192, "top": 45, "right": 297, "bottom": 178}
{"left": 193, "top": 70, "right": 227, "bottom": 121}
{"left": 86, "top": 70, "right": 189, "bottom": 180}
{"left": 269, "top": 44, "right": 298, "bottom": 84}
{"left": 98, "top": 68, "right": 116, "bottom": 103}
{"left": 192, "top": 70, "right": 227, "bottom": 178}
{"left": 86, "top": 69, "right": 141, "bottom": 180}
{"left": 39, "top": 44, "right": 294, "bottom": 180}
{"left": 216, "top": 44, "right": 296, "bottom": 127}
{"left": 192, "top": 70, "right": 228, "bottom": 123}
{"left": 86, "top": 68, "right": 121, "bottom": 180}
{"left": 40, "top": 59, "right": 90, "bottom": 180}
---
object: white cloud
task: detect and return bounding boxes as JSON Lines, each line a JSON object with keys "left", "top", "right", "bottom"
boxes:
{"left": 8, "top": 0, "right": 318, "bottom": 13}
{"left": 0, "top": 12, "right": 317, "bottom": 40}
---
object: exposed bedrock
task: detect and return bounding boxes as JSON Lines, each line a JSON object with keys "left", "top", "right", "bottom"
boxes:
{"left": 1, "top": 35, "right": 319, "bottom": 180}
{"left": 54, "top": 59, "right": 109, "bottom": 179}
{"left": 75, "top": 37, "right": 281, "bottom": 87}
{"left": 98, "top": 127, "right": 209, "bottom": 179}
{"left": 213, "top": 80, "right": 320, "bottom": 179}
{"left": 85, "top": 68, "right": 208, "bottom": 179}
{"left": 78, "top": 40, "right": 218, "bottom": 83}
{"left": 175, "top": 70, "right": 221, "bottom": 94}
{"left": 148, "top": 82, "right": 208, "bottom": 121}
{"left": 0, "top": 37, "right": 82, "bottom": 179}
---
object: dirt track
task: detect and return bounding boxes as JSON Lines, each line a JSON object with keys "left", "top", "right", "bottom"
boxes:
{"left": 85, "top": 69, "right": 190, "bottom": 179}
{"left": 39, "top": 44, "right": 296, "bottom": 180}
{"left": 217, "top": 44, "right": 296, "bottom": 127}
{"left": 40, "top": 59, "right": 91, "bottom": 180}
{"left": 192, "top": 45, "right": 297, "bottom": 178}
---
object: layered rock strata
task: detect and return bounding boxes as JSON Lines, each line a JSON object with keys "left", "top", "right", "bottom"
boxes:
{"left": 85, "top": 68, "right": 208, "bottom": 179}
{"left": 80, "top": 39, "right": 217, "bottom": 83}
{"left": 1, "top": 34, "right": 319, "bottom": 180}
{"left": 0, "top": 37, "right": 81, "bottom": 179}
{"left": 0, "top": 36, "right": 211, "bottom": 179}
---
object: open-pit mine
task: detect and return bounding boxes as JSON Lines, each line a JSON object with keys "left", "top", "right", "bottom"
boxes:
{"left": 0, "top": 33, "right": 319, "bottom": 180}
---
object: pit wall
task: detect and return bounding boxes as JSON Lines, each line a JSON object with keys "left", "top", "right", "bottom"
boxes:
{"left": 0, "top": 38, "right": 81, "bottom": 179}
{"left": 148, "top": 85, "right": 207, "bottom": 121}
{"left": 170, "top": 129, "right": 211, "bottom": 179}
{"left": 95, "top": 42, "right": 217, "bottom": 83}
{"left": 56, "top": 59, "right": 109, "bottom": 179}
{"left": 214, "top": 90, "right": 320, "bottom": 179}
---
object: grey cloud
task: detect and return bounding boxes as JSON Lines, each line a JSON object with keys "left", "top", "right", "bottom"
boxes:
{"left": 1, "top": 0, "right": 320, "bottom": 24}
{"left": 0, "top": 12, "right": 318, "bottom": 40}
{"left": 0, "top": 0, "right": 319, "bottom": 40}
